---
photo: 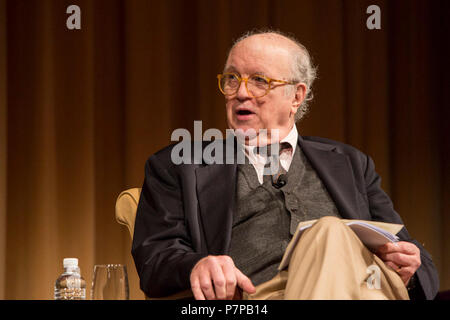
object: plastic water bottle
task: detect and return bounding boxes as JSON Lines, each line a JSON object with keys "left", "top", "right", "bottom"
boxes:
{"left": 54, "top": 258, "right": 86, "bottom": 300}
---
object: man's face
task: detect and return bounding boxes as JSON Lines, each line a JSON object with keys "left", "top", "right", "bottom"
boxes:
{"left": 224, "top": 36, "right": 301, "bottom": 144}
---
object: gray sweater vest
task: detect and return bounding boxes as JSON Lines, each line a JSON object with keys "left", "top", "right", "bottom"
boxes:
{"left": 228, "top": 147, "right": 341, "bottom": 286}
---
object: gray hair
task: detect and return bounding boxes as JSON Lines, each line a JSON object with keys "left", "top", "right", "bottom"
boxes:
{"left": 229, "top": 29, "right": 318, "bottom": 122}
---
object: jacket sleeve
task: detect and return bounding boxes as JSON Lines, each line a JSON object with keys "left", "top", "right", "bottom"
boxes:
{"left": 362, "top": 153, "right": 440, "bottom": 300}
{"left": 131, "top": 153, "right": 206, "bottom": 298}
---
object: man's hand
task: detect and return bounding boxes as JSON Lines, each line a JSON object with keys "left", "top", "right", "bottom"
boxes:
{"left": 190, "top": 255, "right": 256, "bottom": 300}
{"left": 376, "top": 241, "right": 421, "bottom": 285}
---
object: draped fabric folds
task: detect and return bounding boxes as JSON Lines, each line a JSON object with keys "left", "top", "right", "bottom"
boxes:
{"left": 0, "top": 0, "right": 448, "bottom": 299}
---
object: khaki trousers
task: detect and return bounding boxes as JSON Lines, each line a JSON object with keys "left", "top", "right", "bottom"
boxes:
{"left": 244, "top": 216, "right": 409, "bottom": 300}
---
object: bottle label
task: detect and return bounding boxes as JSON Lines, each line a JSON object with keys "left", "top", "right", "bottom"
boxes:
{"left": 66, "top": 277, "right": 81, "bottom": 288}
{"left": 57, "top": 288, "right": 86, "bottom": 300}
{"left": 55, "top": 275, "right": 86, "bottom": 300}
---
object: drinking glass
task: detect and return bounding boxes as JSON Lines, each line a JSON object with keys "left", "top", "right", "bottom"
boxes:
{"left": 91, "top": 264, "right": 129, "bottom": 300}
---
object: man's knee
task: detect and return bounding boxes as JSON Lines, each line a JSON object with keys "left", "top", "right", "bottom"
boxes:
{"left": 313, "top": 216, "right": 344, "bottom": 230}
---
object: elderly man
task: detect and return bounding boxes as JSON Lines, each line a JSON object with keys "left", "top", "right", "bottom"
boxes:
{"left": 132, "top": 30, "right": 439, "bottom": 300}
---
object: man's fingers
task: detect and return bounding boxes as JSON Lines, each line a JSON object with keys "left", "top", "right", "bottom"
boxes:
{"left": 199, "top": 272, "right": 217, "bottom": 300}
{"left": 190, "top": 255, "right": 239, "bottom": 300}
{"left": 384, "top": 260, "right": 416, "bottom": 285}
{"left": 210, "top": 262, "right": 227, "bottom": 300}
{"left": 378, "top": 241, "right": 419, "bottom": 255}
{"left": 190, "top": 255, "right": 256, "bottom": 300}
{"left": 377, "top": 241, "right": 421, "bottom": 285}
{"left": 384, "top": 260, "right": 401, "bottom": 272}
{"left": 379, "top": 251, "right": 418, "bottom": 268}
{"left": 397, "top": 267, "right": 416, "bottom": 285}
{"left": 235, "top": 268, "right": 256, "bottom": 294}
{"left": 190, "top": 277, "right": 206, "bottom": 300}
{"left": 221, "top": 261, "right": 237, "bottom": 300}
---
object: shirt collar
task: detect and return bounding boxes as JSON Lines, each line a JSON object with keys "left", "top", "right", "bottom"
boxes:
{"left": 240, "top": 125, "right": 298, "bottom": 158}
{"left": 281, "top": 124, "right": 298, "bottom": 154}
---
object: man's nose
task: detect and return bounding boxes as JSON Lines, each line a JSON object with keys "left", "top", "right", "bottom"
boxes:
{"left": 236, "top": 80, "right": 251, "bottom": 100}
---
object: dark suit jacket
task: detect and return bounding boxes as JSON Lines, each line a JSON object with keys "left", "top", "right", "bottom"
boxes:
{"left": 132, "top": 135, "right": 439, "bottom": 299}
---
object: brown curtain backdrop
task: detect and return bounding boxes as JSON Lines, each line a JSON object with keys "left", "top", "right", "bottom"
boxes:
{"left": 0, "top": 0, "right": 6, "bottom": 300}
{"left": 0, "top": 0, "right": 448, "bottom": 299}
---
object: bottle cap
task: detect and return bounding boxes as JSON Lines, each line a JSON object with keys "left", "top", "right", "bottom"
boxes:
{"left": 63, "top": 258, "right": 79, "bottom": 268}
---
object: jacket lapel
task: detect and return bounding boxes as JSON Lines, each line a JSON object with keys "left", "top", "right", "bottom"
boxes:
{"left": 195, "top": 162, "right": 236, "bottom": 254}
{"left": 298, "top": 136, "right": 360, "bottom": 220}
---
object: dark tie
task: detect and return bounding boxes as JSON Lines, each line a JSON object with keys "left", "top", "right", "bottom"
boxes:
{"left": 254, "top": 142, "right": 292, "bottom": 182}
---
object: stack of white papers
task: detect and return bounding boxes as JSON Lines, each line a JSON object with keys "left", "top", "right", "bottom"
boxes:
{"left": 278, "top": 219, "right": 403, "bottom": 270}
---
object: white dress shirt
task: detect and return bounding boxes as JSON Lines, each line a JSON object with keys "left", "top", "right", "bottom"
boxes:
{"left": 241, "top": 125, "right": 298, "bottom": 184}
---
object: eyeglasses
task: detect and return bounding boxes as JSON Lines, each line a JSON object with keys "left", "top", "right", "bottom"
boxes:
{"left": 217, "top": 73, "right": 298, "bottom": 98}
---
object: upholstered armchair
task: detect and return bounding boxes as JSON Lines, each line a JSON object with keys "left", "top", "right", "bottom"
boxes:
{"left": 115, "top": 188, "right": 192, "bottom": 300}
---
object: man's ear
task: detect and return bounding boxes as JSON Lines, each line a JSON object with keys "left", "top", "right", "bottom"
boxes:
{"left": 290, "top": 83, "right": 307, "bottom": 115}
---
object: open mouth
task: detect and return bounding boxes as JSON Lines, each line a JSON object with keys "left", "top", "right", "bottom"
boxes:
{"left": 234, "top": 107, "right": 256, "bottom": 121}
{"left": 236, "top": 109, "right": 254, "bottom": 116}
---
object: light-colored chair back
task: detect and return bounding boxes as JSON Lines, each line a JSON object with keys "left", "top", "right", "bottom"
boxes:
{"left": 115, "top": 187, "right": 192, "bottom": 300}
{"left": 115, "top": 188, "right": 141, "bottom": 238}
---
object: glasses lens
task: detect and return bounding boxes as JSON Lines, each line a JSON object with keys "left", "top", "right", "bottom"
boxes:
{"left": 220, "top": 74, "right": 239, "bottom": 95}
{"left": 248, "top": 75, "right": 269, "bottom": 97}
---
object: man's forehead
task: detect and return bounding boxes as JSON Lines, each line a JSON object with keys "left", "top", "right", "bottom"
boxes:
{"left": 225, "top": 35, "right": 294, "bottom": 75}
{"left": 239, "top": 33, "right": 297, "bottom": 47}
